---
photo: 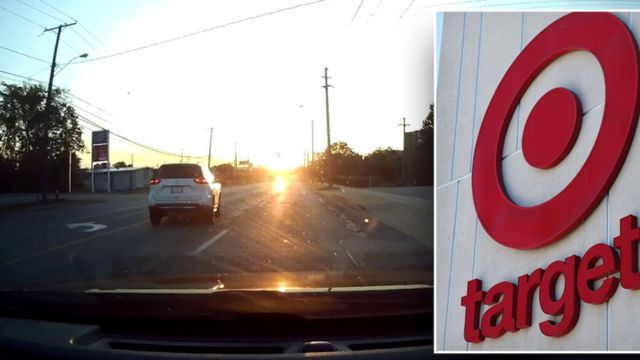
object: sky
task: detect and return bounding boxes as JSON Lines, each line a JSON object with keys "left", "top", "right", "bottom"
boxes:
{"left": 0, "top": 0, "right": 435, "bottom": 170}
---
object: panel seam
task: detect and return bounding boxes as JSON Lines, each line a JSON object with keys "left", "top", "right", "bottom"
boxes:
{"left": 468, "top": 13, "right": 484, "bottom": 173}
{"left": 442, "top": 181, "right": 461, "bottom": 350}
{"left": 450, "top": 13, "right": 467, "bottom": 181}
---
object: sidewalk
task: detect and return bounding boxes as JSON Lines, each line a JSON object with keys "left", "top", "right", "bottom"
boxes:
{"left": 318, "top": 185, "right": 433, "bottom": 248}
{"left": 0, "top": 192, "right": 127, "bottom": 212}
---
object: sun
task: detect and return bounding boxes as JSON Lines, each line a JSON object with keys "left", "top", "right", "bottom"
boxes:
{"left": 261, "top": 152, "right": 302, "bottom": 173}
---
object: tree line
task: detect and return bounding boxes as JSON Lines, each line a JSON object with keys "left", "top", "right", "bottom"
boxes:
{"left": 0, "top": 82, "right": 85, "bottom": 193}
{"left": 303, "top": 104, "right": 433, "bottom": 187}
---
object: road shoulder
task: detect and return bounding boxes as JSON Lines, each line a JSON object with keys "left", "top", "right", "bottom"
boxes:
{"left": 312, "top": 184, "right": 433, "bottom": 249}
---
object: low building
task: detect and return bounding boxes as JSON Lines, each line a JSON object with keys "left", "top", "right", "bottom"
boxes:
{"left": 82, "top": 167, "right": 155, "bottom": 192}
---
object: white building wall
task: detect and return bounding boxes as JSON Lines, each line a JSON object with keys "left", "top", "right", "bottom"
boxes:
{"left": 437, "top": 12, "right": 639, "bottom": 351}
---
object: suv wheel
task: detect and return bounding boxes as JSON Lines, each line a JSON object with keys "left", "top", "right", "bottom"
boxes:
{"left": 202, "top": 205, "right": 215, "bottom": 224}
{"left": 215, "top": 196, "right": 222, "bottom": 218}
{"left": 150, "top": 209, "right": 162, "bottom": 226}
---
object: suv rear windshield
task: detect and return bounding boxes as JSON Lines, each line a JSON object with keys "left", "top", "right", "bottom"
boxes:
{"left": 158, "top": 164, "right": 203, "bottom": 179}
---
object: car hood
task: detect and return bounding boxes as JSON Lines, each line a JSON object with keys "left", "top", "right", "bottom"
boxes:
{"left": 26, "top": 270, "right": 432, "bottom": 292}
{"left": 0, "top": 270, "right": 432, "bottom": 323}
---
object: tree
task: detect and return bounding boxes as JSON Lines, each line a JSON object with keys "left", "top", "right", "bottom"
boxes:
{"left": 113, "top": 161, "right": 128, "bottom": 169}
{"left": 213, "top": 163, "right": 234, "bottom": 183}
{"left": 364, "top": 147, "right": 402, "bottom": 182}
{"left": 315, "top": 141, "right": 363, "bottom": 181}
{"left": 329, "top": 141, "right": 359, "bottom": 157}
{"left": 415, "top": 104, "right": 434, "bottom": 185}
{"left": 0, "top": 82, "right": 85, "bottom": 193}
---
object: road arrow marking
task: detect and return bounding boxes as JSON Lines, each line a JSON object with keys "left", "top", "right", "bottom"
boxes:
{"left": 66, "top": 221, "right": 107, "bottom": 232}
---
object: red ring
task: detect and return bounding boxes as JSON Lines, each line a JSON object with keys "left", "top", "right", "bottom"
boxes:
{"left": 472, "top": 12, "right": 640, "bottom": 250}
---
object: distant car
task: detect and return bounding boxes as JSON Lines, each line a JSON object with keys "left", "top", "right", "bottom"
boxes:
{"left": 148, "top": 163, "right": 221, "bottom": 226}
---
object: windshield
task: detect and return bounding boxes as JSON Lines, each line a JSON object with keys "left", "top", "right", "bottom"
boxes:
{"left": 0, "top": 0, "right": 433, "bottom": 315}
{"left": 158, "top": 164, "right": 202, "bottom": 179}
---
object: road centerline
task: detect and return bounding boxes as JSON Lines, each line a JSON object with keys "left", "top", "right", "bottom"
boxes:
{"left": 190, "top": 229, "right": 230, "bottom": 256}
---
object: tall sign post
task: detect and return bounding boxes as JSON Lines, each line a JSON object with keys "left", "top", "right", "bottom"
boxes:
{"left": 91, "top": 130, "right": 110, "bottom": 193}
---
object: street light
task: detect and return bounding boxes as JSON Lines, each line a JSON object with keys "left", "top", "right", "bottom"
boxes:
{"left": 54, "top": 53, "right": 89, "bottom": 193}
{"left": 55, "top": 53, "right": 88, "bottom": 76}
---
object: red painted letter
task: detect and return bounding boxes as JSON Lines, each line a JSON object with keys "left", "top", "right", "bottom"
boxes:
{"left": 539, "top": 255, "right": 580, "bottom": 337}
{"left": 516, "top": 268, "right": 543, "bottom": 329}
{"left": 480, "top": 281, "right": 518, "bottom": 338}
{"left": 577, "top": 243, "right": 619, "bottom": 304}
{"left": 614, "top": 215, "right": 640, "bottom": 289}
{"left": 461, "top": 279, "right": 485, "bottom": 343}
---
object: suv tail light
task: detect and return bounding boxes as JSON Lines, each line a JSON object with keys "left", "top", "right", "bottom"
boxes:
{"left": 150, "top": 178, "right": 161, "bottom": 185}
{"left": 194, "top": 177, "right": 209, "bottom": 185}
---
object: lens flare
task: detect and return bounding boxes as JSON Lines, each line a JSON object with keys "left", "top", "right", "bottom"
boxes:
{"left": 273, "top": 176, "right": 287, "bottom": 193}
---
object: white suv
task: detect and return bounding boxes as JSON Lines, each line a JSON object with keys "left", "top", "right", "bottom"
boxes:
{"left": 148, "top": 163, "right": 221, "bottom": 226}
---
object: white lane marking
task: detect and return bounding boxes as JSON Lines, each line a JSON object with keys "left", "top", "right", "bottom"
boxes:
{"left": 112, "top": 210, "right": 145, "bottom": 220}
{"left": 190, "top": 229, "right": 230, "bottom": 255}
{"left": 115, "top": 204, "right": 147, "bottom": 212}
{"left": 0, "top": 220, "right": 148, "bottom": 269}
{"left": 66, "top": 221, "right": 107, "bottom": 232}
{"left": 345, "top": 250, "right": 359, "bottom": 266}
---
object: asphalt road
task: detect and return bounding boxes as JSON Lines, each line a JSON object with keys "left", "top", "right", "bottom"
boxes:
{"left": 0, "top": 180, "right": 432, "bottom": 291}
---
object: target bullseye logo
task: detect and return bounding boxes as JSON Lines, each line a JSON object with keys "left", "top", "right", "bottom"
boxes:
{"left": 472, "top": 12, "right": 640, "bottom": 250}
{"left": 522, "top": 87, "right": 581, "bottom": 169}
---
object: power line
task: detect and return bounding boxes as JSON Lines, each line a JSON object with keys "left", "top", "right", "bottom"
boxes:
{"left": 0, "top": 5, "right": 45, "bottom": 29}
{"left": 16, "top": 0, "right": 96, "bottom": 51}
{"left": 14, "top": 0, "right": 64, "bottom": 22}
{"left": 0, "top": 44, "right": 49, "bottom": 63}
{"left": 0, "top": 75, "right": 25, "bottom": 83}
{"left": 480, "top": 0, "right": 640, "bottom": 8}
{"left": 18, "top": 0, "right": 98, "bottom": 50}
{"left": 374, "top": 0, "right": 384, "bottom": 13}
{"left": 349, "top": 0, "right": 366, "bottom": 26}
{"left": 70, "top": 28, "right": 96, "bottom": 50}
{"left": 410, "top": 0, "right": 486, "bottom": 9}
{"left": 37, "top": 0, "right": 108, "bottom": 48}
{"left": 27, "top": 65, "right": 51, "bottom": 80}
{"left": 0, "top": 68, "right": 122, "bottom": 123}
{"left": 367, "top": 0, "right": 383, "bottom": 22}
{"left": 58, "top": 38, "right": 82, "bottom": 53}
{"left": 37, "top": 0, "right": 73, "bottom": 20}
{"left": 76, "top": 110, "right": 208, "bottom": 159}
{"left": 67, "top": 92, "right": 120, "bottom": 119}
{"left": 77, "top": 115, "right": 208, "bottom": 159}
{"left": 75, "top": 0, "right": 327, "bottom": 64}
{"left": 396, "top": 0, "right": 416, "bottom": 24}
{"left": 0, "top": 5, "right": 83, "bottom": 53}
{"left": 0, "top": 69, "right": 210, "bottom": 160}
{"left": 76, "top": 22, "right": 108, "bottom": 48}
{"left": 0, "top": 69, "right": 47, "bottom": 84}
{"left": 72, "top": 102, "right": 118, "bottom": 127}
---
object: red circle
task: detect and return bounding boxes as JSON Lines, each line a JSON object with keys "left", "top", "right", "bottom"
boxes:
{"left": 522, "top": 87, "right": 582, "bottom": 169}
{"left": 472, "top": 12, "right": 640, "bottom": 250}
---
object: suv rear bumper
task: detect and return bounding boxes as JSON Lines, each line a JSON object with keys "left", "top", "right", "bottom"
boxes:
{"left": 149, "top": 204, "right": 210, "bottom": 215}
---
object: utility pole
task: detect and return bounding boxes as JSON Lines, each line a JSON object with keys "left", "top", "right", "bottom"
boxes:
{"left": 68, "top": 148, "right": 71, "bottom": 193}
{"left": 322, "top": 67, "right": 333, "bottom": 188}
{"left": 398, "top": 117, "right": 408, "bottom": 181}
{"left": 311, "top": 119, "right": 314, "bottom": 163}
{"left": 234, "top": 142, "right": 238, "bottom": 184}
{"left": 41, "top": 22, "right": 76, "bottom": 202}
{"left": 45, "top": 23, "right": 76, "bottom": 107}
{"left": 207, "top": 127, "right": 213, "bottom": 170}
